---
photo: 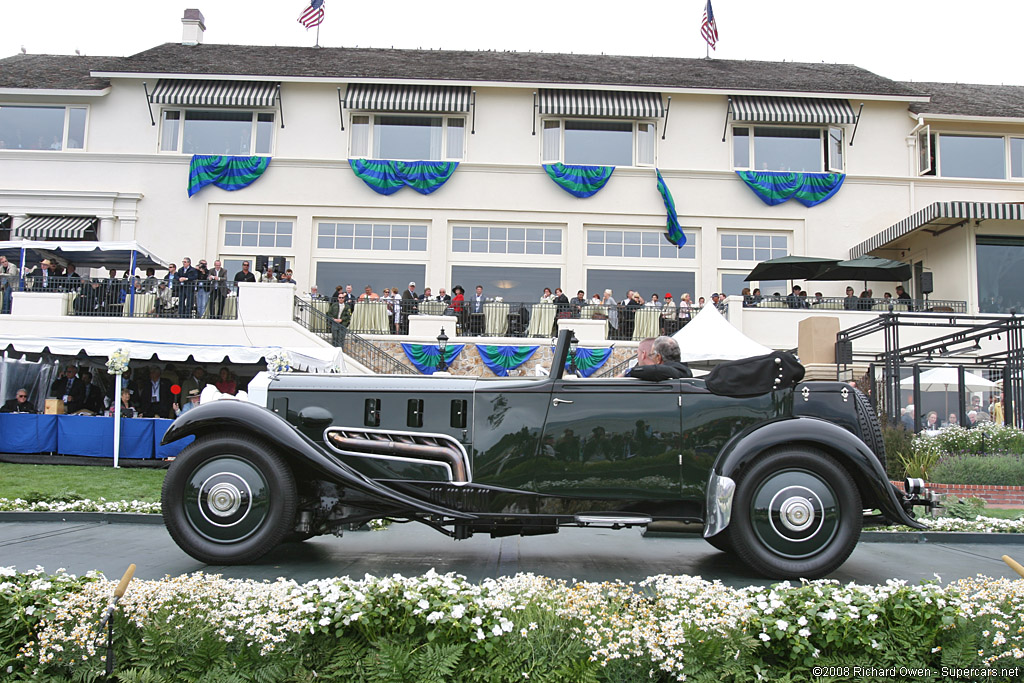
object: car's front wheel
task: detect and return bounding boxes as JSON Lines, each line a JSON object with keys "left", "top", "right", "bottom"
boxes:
{"left": 729, "top": 447, "right": 861, "bottom": 579}
{"left": 162, "top": 434, "right": 297, "bottom": 564}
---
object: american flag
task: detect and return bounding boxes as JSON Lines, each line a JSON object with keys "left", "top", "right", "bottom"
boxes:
{"left": 298, "top": 0, "right": 325, "bottom": 29}
{"left": 701, "top": 0, "right": 719, "bottom": 51}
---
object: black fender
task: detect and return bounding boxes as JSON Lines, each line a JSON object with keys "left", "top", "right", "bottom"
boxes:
{"left": 162, "top": 400, "right": 476, "bottom": 520}
{"left": 713, "top": 417, "right": 925, "bottom": 529}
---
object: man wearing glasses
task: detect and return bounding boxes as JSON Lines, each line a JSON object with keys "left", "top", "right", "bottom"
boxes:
{"left": 1, "top": 388, "right": 37, "bottom": 413}
{"left": 233, "top": 261, "right": 256, "bottom": 283}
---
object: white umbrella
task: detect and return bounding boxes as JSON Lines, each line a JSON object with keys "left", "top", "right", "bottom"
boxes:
{"left": 900, "top": 366, "right": 998, "bottom": 416}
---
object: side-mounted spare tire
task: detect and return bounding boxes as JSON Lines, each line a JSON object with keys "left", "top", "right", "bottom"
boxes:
{"left": 162, "top": 433, "right": 297, "bottom": 565}
{"left": 852, "top": 387, "right": 886, "bottom": 471}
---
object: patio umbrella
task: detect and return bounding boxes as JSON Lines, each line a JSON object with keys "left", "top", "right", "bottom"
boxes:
{"left": 743, "top": 255, "right": 840, "bottom": 282}
{"left": 809, "top": 255, "right": 912, "bottom": 286}
{"left": 900, "top": 366, "right": 999, "bottom": 416}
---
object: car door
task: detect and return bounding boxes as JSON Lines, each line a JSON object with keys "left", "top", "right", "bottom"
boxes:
{"left": 534, "top": 377, "right": 684, "bottom": 504}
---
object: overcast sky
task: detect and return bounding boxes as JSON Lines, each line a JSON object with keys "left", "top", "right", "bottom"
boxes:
{"left": 2, "top": 1, "right": 1021, "bottom": 86}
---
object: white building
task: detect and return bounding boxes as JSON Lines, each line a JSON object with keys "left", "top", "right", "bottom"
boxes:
{"left": 2, "top": 9, "right": 1024, "bottom": 349}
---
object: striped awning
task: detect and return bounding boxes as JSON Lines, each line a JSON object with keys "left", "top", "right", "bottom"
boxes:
{"left": 538, "top": 89, "right": 664, "bottom": 118}
{"left": 13, "top": 216, "right": 96, "bottom": 240}
{"left": 851, "top": 202, "right": 1024, "bottom": 258}
{"left": 731, "top": 96, "right": 856, "bottom": 125}
{"left": 344, "top": 84, "right": 471, "bottom": 113}
{"left": 149, "top": 79, "right": 279, "bottom": 107}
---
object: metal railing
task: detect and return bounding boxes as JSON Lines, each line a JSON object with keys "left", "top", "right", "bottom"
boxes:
{"left": 744, "top": 295, "right": 966, "bottom": 313}
{"left": 293, "top": 297, "right": 416, "bottom": 374}
{"left": 9, "top": 277, "right": 239, "bottom": 319}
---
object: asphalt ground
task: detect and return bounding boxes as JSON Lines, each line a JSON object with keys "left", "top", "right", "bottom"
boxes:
{"left": 2, "top": 517, "right": 1022, "bottom": 587}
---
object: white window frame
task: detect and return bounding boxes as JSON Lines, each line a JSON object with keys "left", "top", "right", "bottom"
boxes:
{"left": 917, "top": 125, "right": 932, "bottom": 176}
{"left": 0, "top": 103, "right": 89, "bottom": 152}
{"left": 451, "top": 224, "right": 563, "bottom": 258}
{"left": 315, "top": 221, "right": 429, "bottom": 253}
{"left": 718, "top": 232, "right": 789, "bottom": 265}
{"left": 159, "top": 108, "right": 275, "bottom": 155}
{"left": 348, "top": 112, "right": 465, "bottom": 161}
{"left": 927, "top": 131, "right": 1021, "bottom": 180}
{"left": 585, "top": 228, "right": 697, "bottom": 260}
{"left": 731, "top": 125, "right": 844, "bottom": 173}
{"left": 222, "top": 218, "right": 294, "bottom": 250}
{"left": 540, "top": 118, "right": 657, "bottom": 167}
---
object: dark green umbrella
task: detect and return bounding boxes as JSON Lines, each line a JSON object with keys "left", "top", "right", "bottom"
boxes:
{"left": 809, "top": 256, "right": 912, "bottom": 285}
{"left": 744, "top": 255, "right": 841, "bottom": 282}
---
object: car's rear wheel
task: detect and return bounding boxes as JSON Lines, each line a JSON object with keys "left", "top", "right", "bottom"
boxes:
{"left": 729, "top": 447, "right": 861, "bottom": 579}
{"left": 162, "top": 434, "right": 297, "bottom": 564}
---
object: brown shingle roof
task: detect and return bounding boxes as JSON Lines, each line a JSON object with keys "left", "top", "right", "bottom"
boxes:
{"left": 906, "top": 81, "right": 1024, "bottom": 119}
{"left": 0, "top": 54, "right": 120, "bottom": 90}
{"left": 93, "top": 43, "right": 921, "bottom": 97}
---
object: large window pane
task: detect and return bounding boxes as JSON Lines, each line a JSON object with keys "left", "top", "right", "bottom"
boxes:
{"left": 940, "top": 135, "right": 1005, "bottom": 179}
{"left": 451, "top": 265, "right": 561, "bottom": 303}
{"left": 564, "top": 120, "right": 633, "bottom": 166}
{"left": 373, "top": 115, "right": 442, "bottom": 160}
{"left": 446, "top": 118, "right": 465, "bottom": 159}
{"left": 67, "top": 108, "right": 87, "bottom": 149}
{"left": 316, "top": 261, "right": 426, "bottom": 298}
{"left": 255, "top": 113, "right": 274, "bottom": 154}
{"left": 183, "top": 110, "right": 253, "bottom": 155}
{"left": 0, "top": 105, "right": 66, "bottom": 150}
{"left": 542, "top": 120, "right": 560, "bottom": 162}
{"left": 351, "top": 115, "right": 370, "bottom": 156}
{"left": 586, "top": 269, "right": 696, "bottom": 303}
{"left": 733, "top": 127, "right": 750, "bottom": 168}
{"left": 1012, "top": 138, "right": 1024, "bottom": 178}
{"left": 753, "top": 126, "right": 821, "bottom": 172}
{"left": 160, "top": 111, "right": 181, "bottom": 151}
{"left": 977, "top": 236, "right": 1024, "bottom": 313}
{"left": 636, "top": 122, "right": 655, "bottom": 165}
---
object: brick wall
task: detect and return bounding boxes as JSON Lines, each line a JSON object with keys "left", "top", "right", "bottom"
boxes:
{"left": 893, "top": 481, "right": 1024, "bottom": 506}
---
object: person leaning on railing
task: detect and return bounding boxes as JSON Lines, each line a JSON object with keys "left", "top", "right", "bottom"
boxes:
{"left": 0, "top": 255, "right": 17, "bottom": 314}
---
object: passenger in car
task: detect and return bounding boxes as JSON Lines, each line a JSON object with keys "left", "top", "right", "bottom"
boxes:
{"left": 626, "top": 336, "right": 693, "bottom": 380}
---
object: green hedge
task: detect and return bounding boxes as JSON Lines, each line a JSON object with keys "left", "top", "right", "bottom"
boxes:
{"left": 929, "top": 455, "right": 1024, "bottom": 487}
{"left": 3, "top": 568, "right": 1023, "bottom": 682}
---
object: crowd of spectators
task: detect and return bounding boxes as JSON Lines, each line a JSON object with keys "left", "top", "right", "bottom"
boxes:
{"left": 901, "top": 393, "right": 1006, "bottom": 433}
{"left": 1, "top": 363, "right": 244, "bottom": 419}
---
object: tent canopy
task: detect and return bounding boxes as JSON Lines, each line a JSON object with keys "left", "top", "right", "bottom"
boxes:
{"left": 0, "top": 240, "right": 169, "bottom": 270}
{"left": 672, "top": 304, "right": 772, "bottom": 362}
{"left": 899, "top": 367, "right": 999, "bottom": 392}
{"left": 0, "top": 335, "right": 343, "bottom": 372}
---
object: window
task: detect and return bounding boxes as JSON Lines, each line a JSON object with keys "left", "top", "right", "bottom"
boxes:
{"left": 316, "top": 261, "right": 426, "bottom": 299}
{"left": 721, "top": 273, "right": 787, "bottom": 296}
{"left": 733, "top": 126, "right": 843, "bottom": 172}
{"left": 720, "top": 234, "right": 787, "bottom": 262}
{"left": 937, "top": 134, "right": 1005, "bottom": 179}
{"left": 586, "top": 229, "right": 696, "bottom": 259}
{"left": 452, "top": 226, "right": 561, "bottom": 255}
{"left": 542, "top": 119, "right": 655, "bottom": 166}
{"left": 0, "top": 105, "right": 86, "bottom": 150}
{"left": 224, "top": 220, "right": 292, "bottom": 248}
{"left": 349, "top": 114, "right": 465, "bottom": 160}
{"left": 977, "top": 235, "right": 1024, "bottom": 313}
{"left": 160, "top": 110, "right": 274, "bottom": 155}
{"left": 317, "top": 222, "right": 427, "bottom": 251}
{"left": 586, "top": 269, "right": 696, "bottom": 303}
{"left": 450, "top": 265, "right": 562, "bottom": 303}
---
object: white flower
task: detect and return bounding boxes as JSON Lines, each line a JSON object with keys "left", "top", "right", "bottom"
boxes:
{"left": 318, "top": 616, "right": 331, "bottom": 627}
{"left": 797, "top": 616, "right": 807, "bottom": 626}
{"left": 24, "top": 605, "right": 36, "bottom": 616}
{"left": 426, "top": 611, "right": 444, "bottom": 623}
{"left": 758, "top": 632, "right": 771, "bottom": 642}
{"left": 450, "top": 604, "right": 466, "bottom": 619}
{"left": 417, "top": 599, "right": 429, "bottom": 610}
{"left": 798, "top": 628, "right": 811, "bottom": 638}
{"left": 476, "top": 628, "right": 486, "bottom": 640}
{"left": 775, "top": 619, "right": 789, "bottom": 631}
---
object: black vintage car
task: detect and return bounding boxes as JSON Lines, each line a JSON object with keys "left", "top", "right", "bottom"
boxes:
{"left": 161, "top": 330, "right": 930, "bottom": 579}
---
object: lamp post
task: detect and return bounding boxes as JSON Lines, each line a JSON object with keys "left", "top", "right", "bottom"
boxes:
{"left": 437, "top": 328, "right": 449, "bottom": 373}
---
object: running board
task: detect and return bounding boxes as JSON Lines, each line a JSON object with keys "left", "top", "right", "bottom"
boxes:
{"left": 574, "top": 514, "right": 653, "bottom": 527}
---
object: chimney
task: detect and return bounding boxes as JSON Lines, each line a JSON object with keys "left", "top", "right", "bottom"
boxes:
{"left": 181, "top": 9, "right": 206, "bottom": 45}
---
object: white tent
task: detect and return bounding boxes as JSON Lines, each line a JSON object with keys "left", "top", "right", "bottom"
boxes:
{"left": 672, "top": 304, "right": 772, "bottom": 362}
{"left": 0, "top": 335, "right": 344, "bottom": 372}
{"left": 0, "top": 240, "right": 169, "bottom": 270}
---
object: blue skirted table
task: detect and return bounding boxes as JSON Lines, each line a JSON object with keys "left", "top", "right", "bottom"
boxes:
{"left": 0, "top": 414, "right": 193, "bottom": 459}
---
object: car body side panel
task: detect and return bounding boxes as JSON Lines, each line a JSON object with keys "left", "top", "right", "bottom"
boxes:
{"left": 470, "top": 380, "right": 554, "bottom": 492}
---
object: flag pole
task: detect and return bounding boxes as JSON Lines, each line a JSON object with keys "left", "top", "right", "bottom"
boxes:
{"left": 315, "top": 22, "right": 320, "bottom": 48}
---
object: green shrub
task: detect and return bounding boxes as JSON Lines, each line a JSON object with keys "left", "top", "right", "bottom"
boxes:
{"left": 928, "top": 454, "right": 1024, "bottom": 487}
{"left": 942, "top": 495, "right": 987, "bottom": 519}
{"left": 913, "top": 423, "right": 1024, "bottom": 460}
{"left": 896, "top": 449, "right": 942, "bottom": 481}
{"left": 883, "top": 425, "right": 914, "bottom": 479}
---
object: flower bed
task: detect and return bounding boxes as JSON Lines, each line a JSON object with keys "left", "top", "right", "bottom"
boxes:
{"left": 0, "top": 497, "right": 162, "bottom": 514}
{"left": 2, "top": 567, "right": 1022, "bottom": 682}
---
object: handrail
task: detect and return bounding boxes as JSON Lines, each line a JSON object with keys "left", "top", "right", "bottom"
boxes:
{"left": 293, "top": 297, "right": 415, "bottom": 375}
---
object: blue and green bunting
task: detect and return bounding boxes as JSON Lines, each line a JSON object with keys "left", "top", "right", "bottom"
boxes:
{"left": 401, "top": 343, "right": 465, "bottom": 375}
{"left": 736, "top": 171, "right": 845, "bottom": 207}
{"left": 655, "top": 169, "right": 685, "bottom": 247}
{"left": 477, "top": 345, "right": 539, "bottom": 377}
{"left": 543, "top": 163, "right": 614, "bottom": 198}
{"left": 188, "top": 155, "right": 271, "bottom": 197}
{"left": 349, "top": 159, "right": 459, "bottom": 196}
{"left": 565, "top": 347, "right": 614, "bottom": 378}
